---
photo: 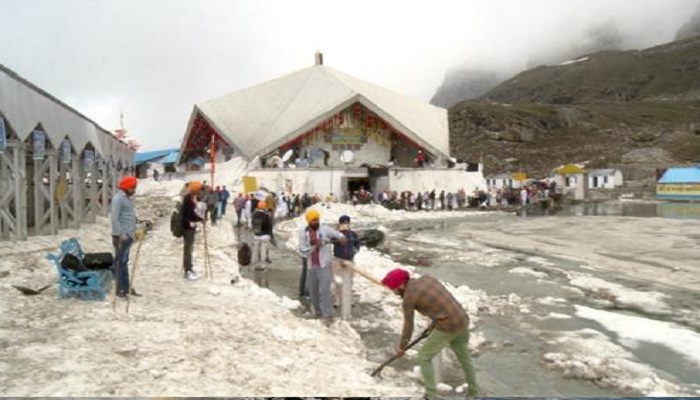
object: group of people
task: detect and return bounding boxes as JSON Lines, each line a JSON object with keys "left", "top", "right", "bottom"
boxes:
{"left": 110, "top": 176, "right": 478, "bottom": 397}
{"left": 295, "top": 207, "right": 477, "bottom": 397}
{"left": 179, "top": 183, "right": 230, "bottom": 226}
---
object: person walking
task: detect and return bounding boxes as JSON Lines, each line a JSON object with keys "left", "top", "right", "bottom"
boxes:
{"left": 244, "top": 194, "right": 253, "bottom": 229}
{"left": 182, "top": 180, "right": 204, "bottom": 280}
{"left": 381, "top": 268, "right": 478, "bottom": 398}
{"left": 220, "top": 185, "right": 230, "bottom": 216}
{"left": 332, "top": 215, "right": 361, "bottom": 311}
{"left": 110, "top": 176, "right": 143, "bottom": 298}
{"left": 233, "top": 193, "right": 246, "bottom": 227}
{"left": 298, "top": 209, "right": 346, "bottom": 324}
{"left": 251, "top": 201, "right": 273, "bottom": 268}
{"left": 206, "top": 186, "right": 219, "bottom": 225}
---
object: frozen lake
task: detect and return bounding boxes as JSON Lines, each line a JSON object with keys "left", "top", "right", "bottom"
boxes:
{"left": 258, "top": 203, "right": 700, "bottom": 396}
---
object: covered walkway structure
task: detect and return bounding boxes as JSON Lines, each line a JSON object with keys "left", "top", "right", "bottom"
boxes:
{"left": 0, "top": 63, "right": 134, "bottom": 241}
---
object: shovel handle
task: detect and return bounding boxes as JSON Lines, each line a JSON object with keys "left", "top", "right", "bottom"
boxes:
{"left": 371, "top": 326, "right": 433, "bottom": 377}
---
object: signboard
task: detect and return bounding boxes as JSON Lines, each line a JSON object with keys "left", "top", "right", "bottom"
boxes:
{"left": 0, "top": 117, "right": 6, "bottom": 154}
{"left": 242, "top": 176, "right": 258, "bottom": 194}
{"left": 331, "top": 128, "right": 364, "bottom": 145}
{"left": 656, "top": 183, "right": 700, "bottom": 200}
{"left": 60, "top": 138, "right": 71, "bottom": 164}
{"left": 32, "top": 130, "right": 45, "bottom": 160}
{"left": 512, "top": 172, "right": 527, "bottom": 181}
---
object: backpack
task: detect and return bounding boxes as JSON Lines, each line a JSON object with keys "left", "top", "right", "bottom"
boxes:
{"left": 171, "top": 201, "right": 184, "bottom": 238}
{"left": 252, "top": 211, "right": 265, "bottom": 235}
{"left": 238, "top": 242, "right": 252, "bottom": 266}
{"left": 60, "top": 253, "right": 88, "bottom": 272}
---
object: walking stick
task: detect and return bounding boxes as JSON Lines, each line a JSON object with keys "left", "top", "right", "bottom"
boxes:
{"left": 202, "top": 221, "right": 213, "bottom": 279}
{"left": 371, "top": 326, "right": 434, "bottom": 378}
{"left": 125, "top": 234, "right": 145, "bottom": 314}
{"left": 111, "top": 238, "right": 122, "bottom": 313}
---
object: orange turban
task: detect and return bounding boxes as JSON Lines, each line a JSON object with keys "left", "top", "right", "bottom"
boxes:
{"left": 188, "top": 181, "right": 203, "bottom": 193}
{"left": 118, "top": 176, "right": 137, "bottom": 191}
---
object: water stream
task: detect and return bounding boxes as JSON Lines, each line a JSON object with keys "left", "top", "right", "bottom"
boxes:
{"left": 234, "top": 202, "right": 700, "bottom": 396}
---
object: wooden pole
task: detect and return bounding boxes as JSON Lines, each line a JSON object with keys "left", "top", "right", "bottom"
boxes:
{"left": 48, "top": 151, "right": 58, "bottom": 235}
{"left": 210, "top": 134, "right": 216, "bottom": 188}
{"left": 72, "top": 152, "right": 82, "bottom": 228}
{"left": 15, "top": 141, "right": 28, "bottom": 240}
{"left": 340, "top": 264, "right": 352, "bottom": 320}
{"left": 126, "top": 236, "right": 144, "bottom": 314}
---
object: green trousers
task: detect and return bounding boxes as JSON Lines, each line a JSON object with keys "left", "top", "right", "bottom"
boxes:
{"left": 417, "top": 327, "right": 478, "bottom": 397}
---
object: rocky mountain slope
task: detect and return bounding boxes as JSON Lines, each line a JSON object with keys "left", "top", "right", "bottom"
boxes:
{"left": 482, "top": 36, "right": 700, "bottom": 104}
{"left": 445, "top": 35, "right": 700, "bottom": 183}
{"left": 449, "top": 100, "right": 700, "bottom": 180}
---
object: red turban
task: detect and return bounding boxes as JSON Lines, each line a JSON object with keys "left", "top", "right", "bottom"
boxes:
{"left": 118, "top": 176, "right": 137, "bottom": 191}
{"left": 382, "top": 268, "right": 410, "bottom": 290}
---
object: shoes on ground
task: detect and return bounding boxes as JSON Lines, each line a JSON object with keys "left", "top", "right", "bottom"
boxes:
{"left": 265, "top": 258, "right": 271, "bottom": 264}
{"left": 116, "top": 291, "right": 128, "bottom": 299}
{"left": 129, "top": 288, "right": 142, "bottom": 297}
{"left": 185, "top": 270, "right": 199, "bottom": 280}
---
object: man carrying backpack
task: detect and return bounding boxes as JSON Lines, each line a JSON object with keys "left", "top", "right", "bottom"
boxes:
{"left": 251, "top": 201, "right": 273, "bottom": 268}
{"left": 332, "top": 215, "right": 360, "bottom": 313}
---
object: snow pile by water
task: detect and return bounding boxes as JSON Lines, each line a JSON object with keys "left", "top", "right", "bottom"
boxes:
{"left": 568, "top": 274, "right": 671, "bottom": 315}
{"left": 576, "top": 305, "right": 700, "bottom": 369}
{"left": 543, "top": 327, "right": 685, "bottom": 396}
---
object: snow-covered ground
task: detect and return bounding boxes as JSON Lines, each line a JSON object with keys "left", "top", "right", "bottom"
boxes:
{"left": 1, "top": 173, "right": 699, "bottom": 396}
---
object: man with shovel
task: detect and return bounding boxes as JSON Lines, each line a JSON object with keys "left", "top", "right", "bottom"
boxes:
{"left": 111, "top": 176, "right": 144, "bottom": 298}
{"left": 381, "top": 268, "right": 478, "bottom": 398}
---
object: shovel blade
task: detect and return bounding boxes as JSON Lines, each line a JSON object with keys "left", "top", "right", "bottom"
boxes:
{"left": 12, "top": 285, "right": 41, "bottom": 295}
{"left": 12, "top": 283, "right": 52, "bottom": 296}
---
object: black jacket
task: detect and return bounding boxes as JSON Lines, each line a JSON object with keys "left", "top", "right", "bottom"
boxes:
{"left": 252, "top": 210, "right": 273, "bottom": 236}
{"left": 182, "top": 193, "right": 203, "bottom": 230}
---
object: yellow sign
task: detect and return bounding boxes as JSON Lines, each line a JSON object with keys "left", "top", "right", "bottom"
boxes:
{"left": 512, "top": 172, "right": 527, "bottom": 181}
{"left": 242, "top": 176, "right": 258, "bottom": 194}
{"left": 657, "top": 184, "right": 700, "bottom": 194}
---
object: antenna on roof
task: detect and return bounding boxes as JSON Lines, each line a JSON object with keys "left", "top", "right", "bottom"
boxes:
{"left": 315, "top": 50, "right": 323, "bottom": 66}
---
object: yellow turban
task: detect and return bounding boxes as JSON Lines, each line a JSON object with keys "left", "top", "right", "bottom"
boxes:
{"left": 305, "top": 209, "right": 320, "bottom": 224}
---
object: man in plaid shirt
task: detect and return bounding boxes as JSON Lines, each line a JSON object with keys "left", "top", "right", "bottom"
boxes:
{"left": 382, "top": 268, "right": 478, "bottom": 398}
{"left": 233, "top": 193, "right": 247, "bottom": 227}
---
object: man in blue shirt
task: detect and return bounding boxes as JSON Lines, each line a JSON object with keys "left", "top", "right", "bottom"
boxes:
{"left": 111, "top": 176, "right": 142, "bottom": 298}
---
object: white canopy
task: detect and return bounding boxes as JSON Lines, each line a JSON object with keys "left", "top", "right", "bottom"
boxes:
{"left": 0, "top": 63, "right": 133, "bottom": 166}
{"left": 188, "top": 65, "right": 449, "bottom": 160}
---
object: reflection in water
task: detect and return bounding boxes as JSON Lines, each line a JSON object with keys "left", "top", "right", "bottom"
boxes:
{"left": 522, "top": 202, "right": 700, "bottom": 220}
{"left": 656, "top": 202, "right": 700, "bottom": 219}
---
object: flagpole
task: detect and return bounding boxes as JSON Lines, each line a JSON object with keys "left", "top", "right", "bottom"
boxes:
{"left": 210, "top": 134, "right": 216, "bottom": 188}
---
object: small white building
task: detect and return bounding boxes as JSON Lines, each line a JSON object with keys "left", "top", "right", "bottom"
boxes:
{"left": 587, "top": 168, "right": 623, "bottom": 189}
{"left": 553, "top": 164, "right": 586, "bottom": 200}
{"left": 485, "top": 173, "right": 514, "bottom": 189}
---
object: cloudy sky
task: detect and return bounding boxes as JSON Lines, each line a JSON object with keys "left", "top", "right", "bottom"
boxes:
{"left": 1, "top": 0, "right": 698, "bottom": 151}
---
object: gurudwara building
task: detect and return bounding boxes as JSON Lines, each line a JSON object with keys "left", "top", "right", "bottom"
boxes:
{"left": 178, "top": 53, "right": 484, "bottom": 198}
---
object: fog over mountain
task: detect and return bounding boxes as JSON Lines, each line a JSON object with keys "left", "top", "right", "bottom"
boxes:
{"left": 2, "top": 0, "right": 699, "bottom": 149}
{"left": 675, "top": 3, "right": 700, "bottom": 40}
{"left": 432, "top": 1, "right": 700, "bottom": 108}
